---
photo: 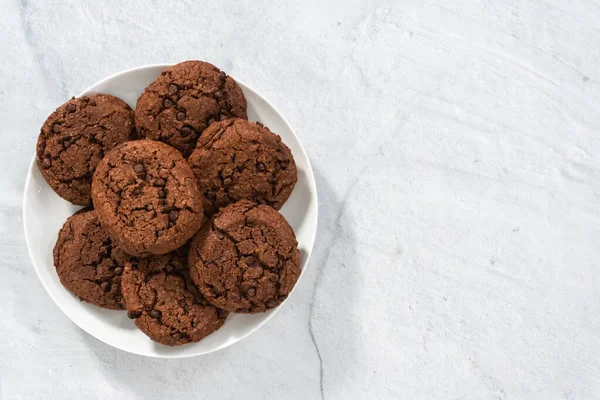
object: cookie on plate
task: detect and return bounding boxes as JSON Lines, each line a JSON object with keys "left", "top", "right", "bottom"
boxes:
{"left": 91, "top": 140, "right": 203, "bottom": 257}
{"left": 188, "top": 200, "right": 301, "bottom": 313}
{"left": 135, "top": 60, "right": 247, "bottom": 158}
{"left": 36, "top": 94, "right": 135, "bottom": 206}
{"left": 187, "top": 118, "right": 297, "bottom": 215}
{"left": 53, "top": 209, "right": 129, "bottom": 310}
{"left": 121, "top": 246, "right": 228, "bottom": 346}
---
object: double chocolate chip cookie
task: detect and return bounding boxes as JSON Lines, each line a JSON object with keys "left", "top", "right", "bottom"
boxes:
{"left": 91, "top": 140, "right": 203, "bottom": 257}
{"left": 187, "top": 118, "right": 297, "bottom": 215}
{"left": 53, "top": 209, "right": 129, "bottom": 310}
{"left": 188, "top": 200, "right": 301, "bottom": 313}
{"left": 37, "top": 94, "right": 135, "bottom": 206}
{"left": 135, "top": 61, "right": 248, "bottom": 158}
{"left": 121, "top": 246, "right": 228, "bottom": 346}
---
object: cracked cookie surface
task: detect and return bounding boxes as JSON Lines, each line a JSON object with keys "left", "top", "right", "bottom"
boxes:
{"left": 53, "top": 209, "right": 129, "bottom": 310}
{"left": 135, "top": 61, "right": 247, "bottom": 158}
{"left": 188, "top": 200, "right": 301, "bottom": 313}
{"left": 121, "top": 246, "right": 228, "bottom": 346}
{"left": 37, "top": 94, "right": 135, "bottom": 206}
{"left": 187, "top": 118, "right": 297, "bottom": 215}
{"left": 91, "top": 140, "right": 203, "bottom": 257}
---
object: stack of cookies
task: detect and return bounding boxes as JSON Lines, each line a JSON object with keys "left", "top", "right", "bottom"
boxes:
{"left": 38, "top": 61, "right": 301, "bottom": 346}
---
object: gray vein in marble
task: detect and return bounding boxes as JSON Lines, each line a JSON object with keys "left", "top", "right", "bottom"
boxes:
{"left": 307, "top": 172, "right": 362, "bottom": 400}
{"left": 308, "top": 293, "right": 325, "bottom": 400}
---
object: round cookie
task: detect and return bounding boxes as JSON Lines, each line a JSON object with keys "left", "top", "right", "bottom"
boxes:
{"left": 121, "top": 247, "right": 228, "bottom": 346}
{"left": 188, "top": 200, "right": 301, "bottom": 313}
{"left": 187, "top": 118, "right": 297, "bottom": 215}
{"left": 53, "top": 209, "right": 129, "bottom": 310}
{"left": 91, "top": 140, "right": 204, "bottom": 257}
{"left": 135, "top": 60, "right": 247, "bottom": 158}
{"left": 37, "top": 94, "right": 135, "bottom": 206}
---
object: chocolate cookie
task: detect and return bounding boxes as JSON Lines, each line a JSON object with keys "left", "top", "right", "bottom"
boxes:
{"left": 188, "top": 200, "right": 301, "bottom": 313}
{"left": 91, "top": 140, "right": 203, "bottom": 257}
{"left": 37, "top": 94, "right": 135, "bottom": 206}
{"left": 121, "top": 247, "right": 228, "bottom": 346}
{"left": 187, "top": 118, "right": 297, "bottom": 215}
{"left": 135, "top": 61, "right": 247, "bottom": 158}
{"left": 53, "top": 209, "right": 129, "bottom": 310}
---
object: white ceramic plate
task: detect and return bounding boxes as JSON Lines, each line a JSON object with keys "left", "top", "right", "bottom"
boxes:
{"left": 23, "top": 64, "right": 318, "bottom": 358}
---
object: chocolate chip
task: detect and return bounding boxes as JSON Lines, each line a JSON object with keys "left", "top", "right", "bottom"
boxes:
{"left": 169, "top": 210, "right": 179, "bottom": 222}
{"left": 165, "top": 264, "right": 174, "bottom": 273}
{"left": 146, "top": 204, "right": 154, "bottom": 211}
{"left": 100, "top": 282, "right": 111, "bottom": 292}
{"left": 217, "top": 309, "right": 228, "bottom": 319}
{"left": 246, "top": 256, "right": 256, "bottom": 265}
{"left": 269, "top": 274, "right": 278, "bottom": 282}
{"left": 88, "top": 99, "right": 97, "bottom": 106}
{"left": 181, "top": 126, "right": 191, "bottom": 136}
{"left": 172, "top": 332, "right": 183, "bottom": 340}
{"left": 219, "top": 71, "right": 227, "bottom": 81}
{"left": 266, "top": 299, "right": 278, "bottom": 308}
{"left": 154, "top": 178, "right": 166, "bottom": 187}
{"left": 169, "top": 84, "right": 179, "bottom": 95}
{"left": 66, "top": 103, "right": 76, "bottom": 113}
{"left": 158, "top": 188, "right": 166, "bottom": 198}
{"left": 206, "top": 192, "right": 216, "bottom": 201}
{"left": 52, "top": 124, "right": 61, "bottom": 133}
{"left": 127, "top": 310, "right": 141, "bottom": 319}
{"left": 40, "top": 157, "right": 52, "bottom": 169}
{"left": 176, "top": 111, "right": 186, "bottom": 121}
{"left": 114, "top": 266, "right": 123, "bottom": 275}
{"left": 134, "top": 163, "right": 145, "bottom": 174}
{"left": 280, "top": 162, "right": 288, "bottom": 170}
{"left": 149, "top": 309, "right": 162, "bottom": 319}
{"left": 163, "top": 99, "right": 173, "bottom": 108}
{"left": 223, "top": 177, "right": 232, "bottom": 186}
{"left": 163, "top": 205, "right": 173, "bottom": 213}
{"left": 257, "top": 163, "right": 266, "bottom": 172}
{"left": 247, "top": 287, "right": 256, "bottom": 297}
{"left": 256, "top": 121, "right": 264, "bottom": 127}
{"left": 214, "top": 91, "right": 223, "bottom": 99}
{"left": 268, "top": 176, "right": 277, "bottom": 184}
{"left": 184, "top": 132, "right": 198, "bottom": 142}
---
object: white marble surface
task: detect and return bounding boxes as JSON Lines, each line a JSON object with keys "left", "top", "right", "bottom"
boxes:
{"left": 2, "top": 0, "right": 600, "bottom": 398}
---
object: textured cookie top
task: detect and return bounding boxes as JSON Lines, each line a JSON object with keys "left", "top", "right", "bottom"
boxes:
{"left": 121, "top": 247, "right": 228, "bottom": 346}
{"left": 91, "top": 140, "right": 203, "bottom": 257}
{"left": 36, "top": 94, "right": 135, "bottom": 206}
{"left": 187, "top": 118, "right": 297, "bottom": 215}
{"left": 189, "top": 200, "right": 301, "bottom": 313}
{"left": 53, "top": 209, "right": 129, "bottom": 310}
{"left": 135, "top": 61, "right": 248, "bottom": 158}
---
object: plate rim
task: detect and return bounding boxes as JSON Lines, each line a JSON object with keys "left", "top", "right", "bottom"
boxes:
{"left": 22, "top": 63, "right": 319, "bottom": 358}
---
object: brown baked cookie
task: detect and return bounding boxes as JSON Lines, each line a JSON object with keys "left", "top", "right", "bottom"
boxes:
{"left": 187, "top": 118, "right": 297, "bottom": 215}
{"left": 53, "top": 209, "right": 129, "bottom": 310}
{"left": 135, "top": 61, "right": 247, "bottom": 158}
{"left": 37, "top": 94, "right": 135, "bottom": 206}
{"left": 91, "top": 140, "right": 203, "bottom": 257}
{"left": 188, "top": 200, "right": 301, "bottom": 313}
{"left": 121, "top": 246, "right": 228, "bottom": 346}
